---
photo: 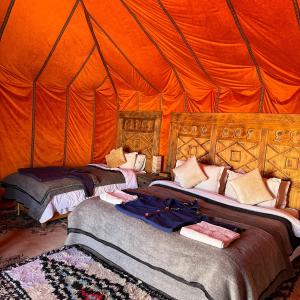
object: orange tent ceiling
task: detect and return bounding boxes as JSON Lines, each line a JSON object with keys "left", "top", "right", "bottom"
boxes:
{"left": 0, "top": 0, "right": 299, "bottom": 178}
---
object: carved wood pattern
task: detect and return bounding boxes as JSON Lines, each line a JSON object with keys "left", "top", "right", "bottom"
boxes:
{"left": 167, "top": 113, "right": 300, "bottom": 209}
{"left": 116, "top": 111, "right": 162, "bottom": 172}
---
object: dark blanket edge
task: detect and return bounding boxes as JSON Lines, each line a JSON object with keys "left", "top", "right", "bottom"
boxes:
{"left": 127, "top": 184, "right": 300, "bottom": 251}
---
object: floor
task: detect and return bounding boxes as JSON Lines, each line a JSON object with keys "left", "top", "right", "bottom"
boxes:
{"left": 1, "top": 198, "right": 300, "bottom": 299}
{"left": 0, "top": 199, "right": 67, "bottom": 269}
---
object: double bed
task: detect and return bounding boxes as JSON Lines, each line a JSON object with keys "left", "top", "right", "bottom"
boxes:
{"left": 65, "top": 112, "right": 300, "bottom": 299}
{"left": 66, "top": 182, "right": 300, "bottom": 299}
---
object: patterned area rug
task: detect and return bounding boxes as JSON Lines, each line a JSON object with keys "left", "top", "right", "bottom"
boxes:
{"left": 0, "top": 246, "right": 171, "bottom": 300}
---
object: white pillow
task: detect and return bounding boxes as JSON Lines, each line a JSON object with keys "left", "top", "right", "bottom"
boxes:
{"left": 277, "top": 181, "right": 291, "bottom": 209}
{"left": 225, "top": 170, "right": 290, "bottom": 208}
{"left": 227, "top": 169, "right": 273, "bottom": 205}
{"left": 133, "top": 154, "right": 146, "bottom": 172}
{"left": 175, "top": 160, "right": 226, "bottom": 193}
{"left": 195, "top": 165, "right": 226, "bottom": 193}
{"left": 172, "top": 156, "right": 208, "bottom": 189}
{"left": 120, "top": 152, "right": 138, "bottom": 169}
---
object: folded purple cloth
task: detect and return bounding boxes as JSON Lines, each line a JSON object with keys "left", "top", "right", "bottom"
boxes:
{"left": 19, "top": 167, "right": 69, "bottom": 181}
{"left": 18, "top": 167, "right": 94, "bottom": 197}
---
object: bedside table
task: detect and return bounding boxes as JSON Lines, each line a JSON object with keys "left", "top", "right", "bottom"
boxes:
{"left": 137, "top": 173, "right": 171, "bottom": 188}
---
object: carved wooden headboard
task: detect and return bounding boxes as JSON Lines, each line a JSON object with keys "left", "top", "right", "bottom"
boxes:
{"left": 116, "top": 111, "right": 162, "bottom": 172}
{"left": 166, "top": 112, "right": 300, "bottom": 209}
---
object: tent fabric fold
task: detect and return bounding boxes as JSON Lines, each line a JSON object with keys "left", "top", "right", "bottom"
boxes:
{"left": 0, "top": 0, "right": 299, "bottom": 178}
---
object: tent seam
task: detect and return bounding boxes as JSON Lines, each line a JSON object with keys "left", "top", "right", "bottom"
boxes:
{"left": 30, "top": 0, "right": 80, "bottom": 166}
{"left": 106, "top": 62, "right": 146, "bottom": 95}
{"left": 120, "top": 0, "right": 186, "bottom": 97}
{"left": 81, "top": 0, "right": 119, "bottom": 110}
{"left": 93, "top": 75, "right": 108, "bottom": 162}
{"left": 96, "top": 76, "right": 108, "bottom": 91}
{"left": 63, "top": 45, "right": 96, "bottom": 165}
{"left": 89, "top": 14, "right": 161, "bottom": 93}
{"left": 292, "top": 0, "right": 300, "bottom": 29}
{"left": 0, "top": 0, "right": 15, "bottom": 40}
{"left": 156, "top": 0, "right": 220, "bottom": 112}
{"left": 226, "top": 0, "right": 265, "bottom": 112}
{"left": 68, "top": 44, "right": 96, "bottom": 88}
{"left": 34, "top": 0, "right": 80, "bottom": 83}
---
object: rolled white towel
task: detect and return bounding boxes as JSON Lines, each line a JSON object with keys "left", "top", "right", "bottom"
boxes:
{"left": 100, "top": 190, "right": 138, "bottom": 205}
{"left": 180, "top": 221, "right": 240, "bottom": 248}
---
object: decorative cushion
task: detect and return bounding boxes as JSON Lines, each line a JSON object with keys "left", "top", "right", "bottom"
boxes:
{"left": 172, "top": 156, "right": 208, "bottom": 189}
{"left": 105, "top": 147, "right": 126, "bottom": 168}
{"left": 225, "top": 170, "right": 290, "bottom": 208}
{"left": 229, "top": 169, "right": 273, "bottom": 205}
{"left": 175, "top": 160, "right": 227, "bottom": 193}
{"left": 134, "top": 154, "right": 146, "bottom": 172}
{"left": 120, "top": 152, "right": 138, "bottom": 169}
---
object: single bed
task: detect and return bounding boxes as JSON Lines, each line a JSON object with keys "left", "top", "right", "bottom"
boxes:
{"left": 1, "top": 164, "right": 137, "bottom": 223}
{"left": 65, "top": 112, "right": 300, "bottom": 299}
{"left": 0, "top": 111, "right": 162, "bottom": 223}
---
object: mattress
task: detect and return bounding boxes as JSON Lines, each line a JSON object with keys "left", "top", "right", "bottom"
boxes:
{"left": 1, "top": 164, "right": 137, "bottom": 223}
{"left": 66, "top": 181, "right": 300, "bottom": 300}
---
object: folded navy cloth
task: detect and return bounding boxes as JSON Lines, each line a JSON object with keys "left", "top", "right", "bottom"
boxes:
{"left": 18, "top": 167, "right": 94, "bottom": 197}
{"left": 116, "top": 195, "right": 241, "bottom": 233}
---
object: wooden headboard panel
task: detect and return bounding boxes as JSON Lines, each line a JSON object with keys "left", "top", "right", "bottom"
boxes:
{"left": 166, "top": 112, "right": 300, "bottom": 209}
{"left": 116, "top": 111, "right": 162, "bottom": 172}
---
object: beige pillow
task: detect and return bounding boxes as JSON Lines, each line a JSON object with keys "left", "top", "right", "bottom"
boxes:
{"left": 105, "top": 147, "right": 126, "bottom": 168}
{"left": 225, "top": 170, "right": 290, "bottom": 208}
{"left": 195, "top": 165, "right": 226, "bottom": 194}
{"left": 175, "top": 160, "right": 226, "bottom": 193}
{"left": 120, "top": 152, "right": 138, "bottom": 169}
{"left": 230, "top": 169, "right": 273, "bottom": 205}
{"left": 173, "top": 156, "right": 208, "bottom": 189}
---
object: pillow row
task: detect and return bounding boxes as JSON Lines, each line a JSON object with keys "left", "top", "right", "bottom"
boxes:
{"left": 120, "top": 152, "right": 146, "bottom": 171}
{"left": 105, "top": 147, "right": 146, "bottom": 171}
{"left": 173, "top": 156, "right": 290, "bottom": 209}
{"left": 174, "top": 158, "right": 227, "bottom": 194}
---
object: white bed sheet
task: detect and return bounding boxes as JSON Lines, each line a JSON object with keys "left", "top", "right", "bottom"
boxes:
{"left": 39, "top": 165, "right": 137, "bottom": 223}
{"left": 150, "top": 180, "right": 300, "bottom": 261}
{"left": 150, "top": 180, "right": 300, "bottom": 236}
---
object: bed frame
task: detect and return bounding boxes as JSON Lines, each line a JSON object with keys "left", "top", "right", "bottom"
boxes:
{"left": 116, "top": 111, "right": 162, "bottom": 172}
{"left": 166, "top": 112, "right": 300, "bottom": 210}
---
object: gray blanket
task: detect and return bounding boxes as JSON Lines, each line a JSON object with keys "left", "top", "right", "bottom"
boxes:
{"left": 1, "top": 166, "right": 125, "bottom": 220}
{"left": 66, "top": 185, "right": 296, "bottom": 300}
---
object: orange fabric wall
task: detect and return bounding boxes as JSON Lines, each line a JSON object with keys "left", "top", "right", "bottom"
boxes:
{"left": 0, "top": 0, "right": 299, "bottom": 178}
